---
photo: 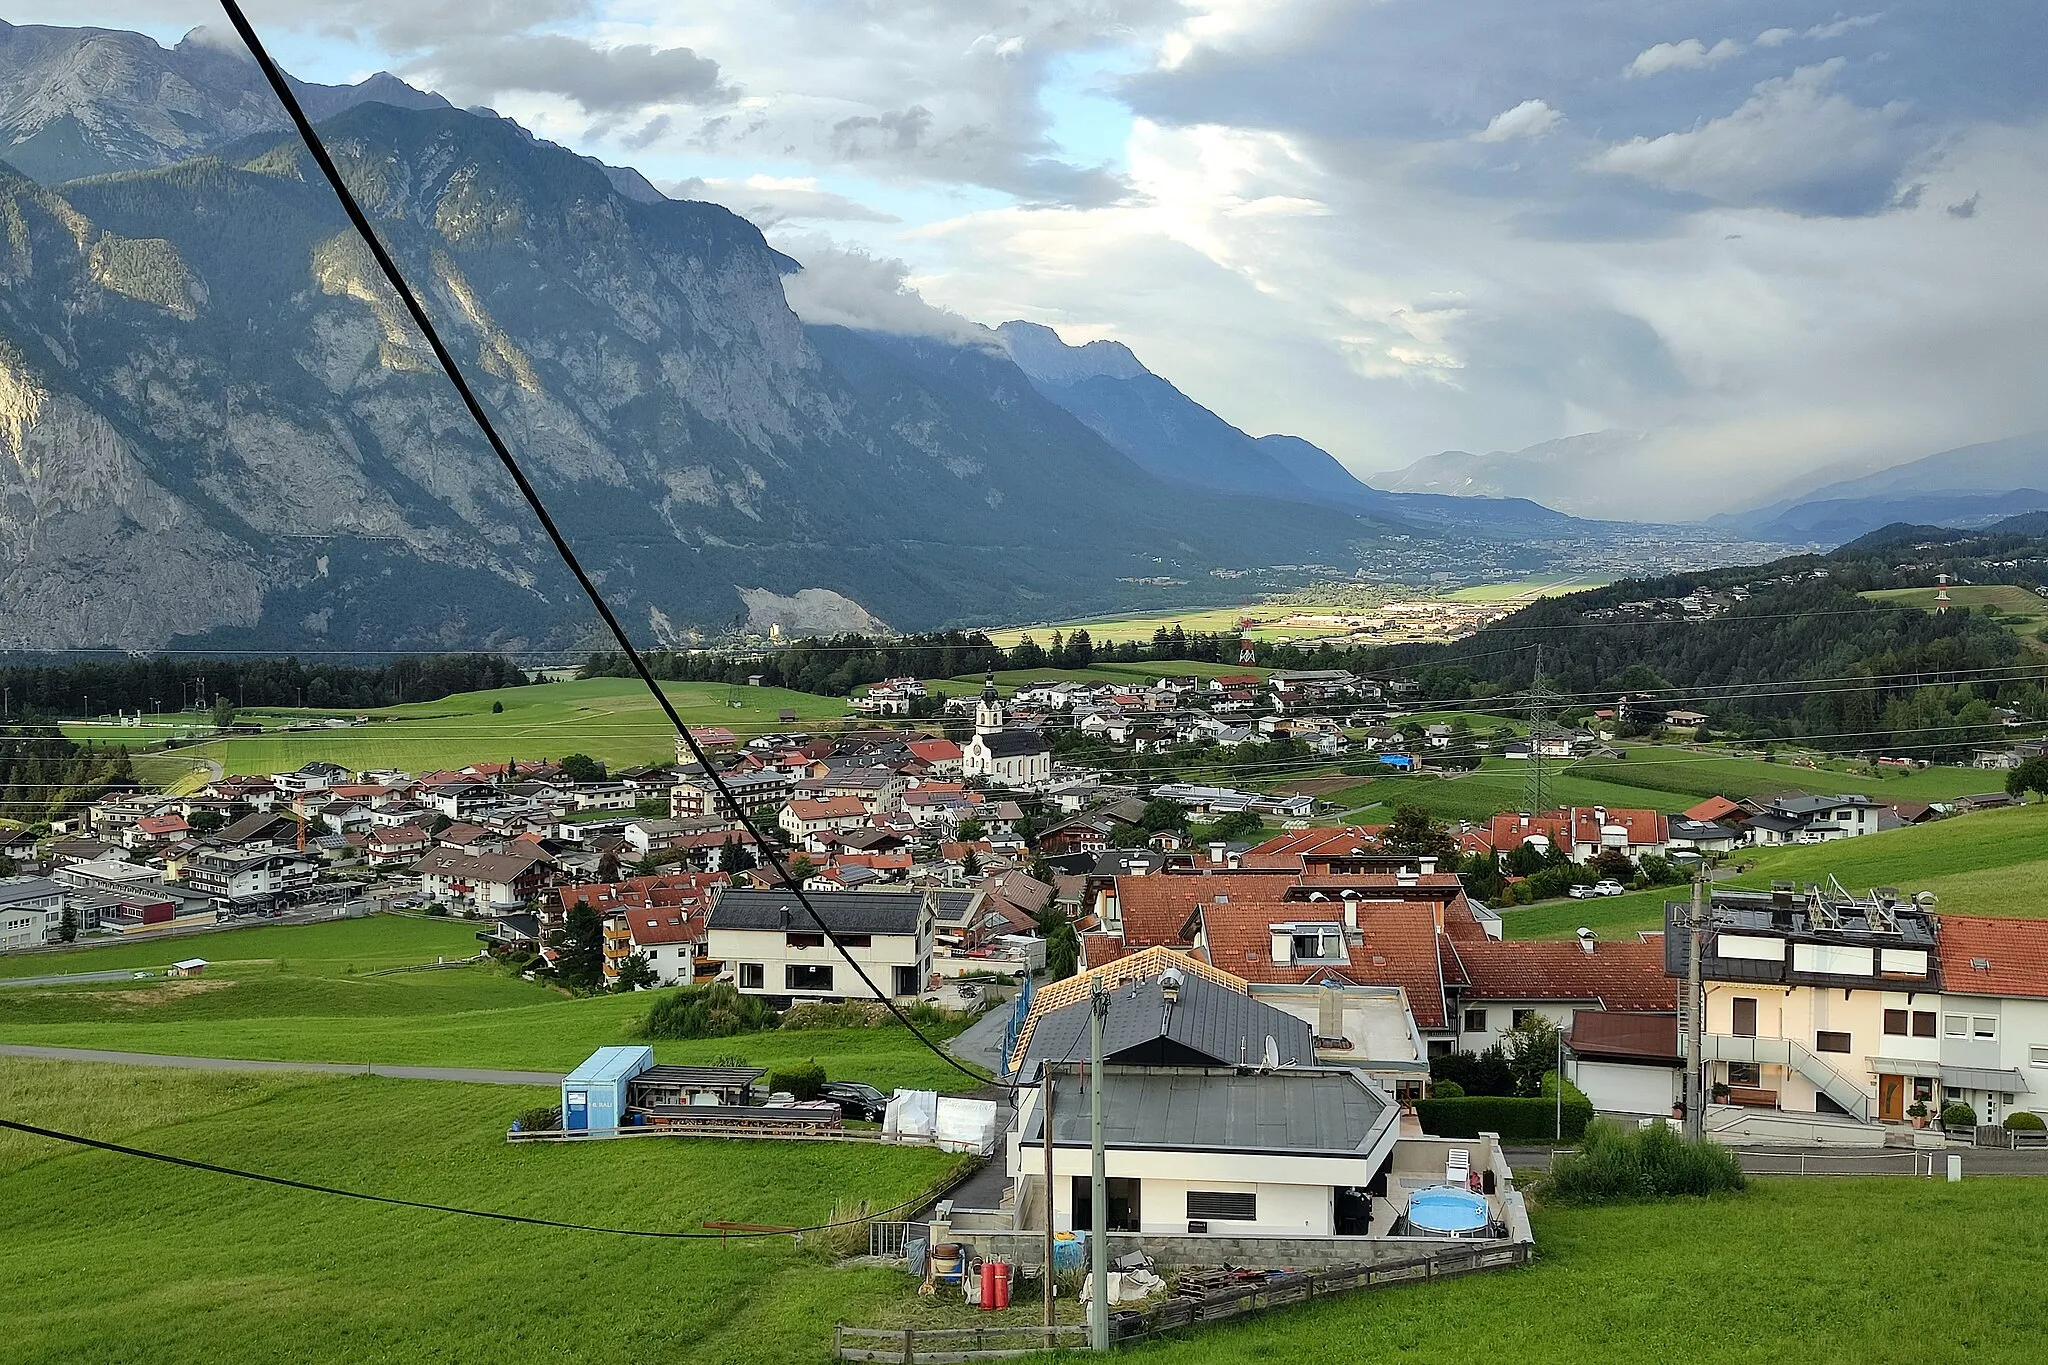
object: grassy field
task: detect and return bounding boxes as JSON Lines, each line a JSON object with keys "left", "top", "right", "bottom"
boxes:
{"left": 1504, "top": 803, "right": 2048, "bottom": 939}
{"left": 1865, "top": 584, "right": 2048, "bottom": 649}
{"left": 1327, "top": 760, "right": 1696, "bottom": 824}
{"left": 1444, "top": 573, "right": 1612, "bottom": 603}
{"left": 0, "top": 917, "right": 981, "bottom": 1091}
{"left": 1567, "top": 746, "right": 2001, "bottom": 803}
{"left": 0, "top": 1057, "right": 964, "bottom": 1364}
{"left": 85, "top": 678, "right": 854, "bottom": 786}
{"left": 5, "top": 1059, "right": 2041, "bottom": 1363}
{"left": 982, "top": 603, "right": 1338, "bottom": 648}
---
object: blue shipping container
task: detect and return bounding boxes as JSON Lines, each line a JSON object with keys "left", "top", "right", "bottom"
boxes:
{"left": 561, "top": 1045, "right": 653, "bottom": 1133}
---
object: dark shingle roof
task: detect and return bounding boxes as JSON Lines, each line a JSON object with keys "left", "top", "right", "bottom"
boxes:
{"left": 1021, "top": 969, "right": 1315, "bottom": 1069}
{"left": 708, "top": 888, "right": 965, "bottom": 936}
{"left": 1023, "top": 1067, "right": 1392, "bottom": 1155}
{"left": 977, "top": 729, "right": 1050, "bottom": 758}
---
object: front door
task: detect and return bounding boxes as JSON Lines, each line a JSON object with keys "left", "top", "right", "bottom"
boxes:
{"left": 1878, "top": 1074, "right": 1905, "bottom": 1122}
{"left": 565, "top": 1090, "right": 589, "bottom": 1131}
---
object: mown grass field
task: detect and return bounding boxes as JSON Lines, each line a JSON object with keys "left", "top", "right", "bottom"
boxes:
{"left": 1567, "top": 746, "right": 2000, "bottom": 803}
{"left": 0, "top": 1058, "right": 965, "bottom": 1365}
{"left": 982, "top": 603, "right": 1340, "bottom": 647}
{"left": 1444, "top": 573, "right": 1612, "bottom": 603}
{"left": 94, "top": 678, "right": 854, "bottom": 787}
{"left": 1328, "top": 761, "right": 1697, "bottom": 824}
{"left": 1504, "top": 803, "right": 2048, "bottom": 939}
{"left": 1864, "top": 584, "right": 2048, "bottom": 650}
{"left": 0, "top": 917, "right": 980, "bottom": 1091}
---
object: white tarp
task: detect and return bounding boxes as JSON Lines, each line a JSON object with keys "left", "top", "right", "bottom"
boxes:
{"left": 882, "top": 1091, "right": 999, "bottom": 1155}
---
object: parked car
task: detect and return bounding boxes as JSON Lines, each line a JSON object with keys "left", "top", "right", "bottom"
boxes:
{"left": 1567, "top": 884, "right": 1596, "bottom": 899}
{"left": 1593, "top": 879, "right": 1627, "bottom": 896}
{"left": 817, "top": 1081, "right": 889, "bottom": 1122}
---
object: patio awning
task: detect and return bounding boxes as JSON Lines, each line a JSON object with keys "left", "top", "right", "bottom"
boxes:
{"left": 1866, "top": 1057, "right": 1941, "bottom": 1079}
{"left": 1940, "top": 1066, "right": 2031, "bottom": 1094}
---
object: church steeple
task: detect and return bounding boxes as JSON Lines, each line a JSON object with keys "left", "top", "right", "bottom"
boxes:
{"left": 975, "top": 669, "right": 1005, "bottom": 735}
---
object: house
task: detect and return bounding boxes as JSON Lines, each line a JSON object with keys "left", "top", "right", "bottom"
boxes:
{"left": 605, "top": 903, "right": 707, "bottom": 988}
{"left": 1742, "top": 794, "right": 1894, "bottom": 846}
{"left": 183, "top": 847, "right": 320, "bottom": 909}
{"left": 1665, "top": 819, "right": 1744, "bottom": 857}
{"left": 906, "top": 738, "right": 963, "bottom": 776}
{"left": 412, "top": 847, "right": 553, "bottom": 915}
{"left": 670, "top": 769, "right": 792, "bottom": 820}
{"left": 779, "top": 796, "right": 869, "bottom": 850}
{"left": 214, "top": 811, "right": 303, "bottom": 851}
{"left": 365, "top": 824, "right": 433, "bottom": 869}
{"left": 0, "top": 878, "right": 67, "bottom": 950}
{"left": 1665, "top": 710, "right": 1710, "bottom": 728}
{"left": 126, "top": 812, "right": 192, "bottom": 848}
{"left": 1934, "top": 916, "right": 2048, "bottom": 1128}
{"left": 1450, "top": 933, "right": 1673, "bottom": 1058}
{"left": 704, "top": 888, "right": 934, "bottom": 1003}
{"left": 168, "top": 958, "right": 209, "bottom": 978}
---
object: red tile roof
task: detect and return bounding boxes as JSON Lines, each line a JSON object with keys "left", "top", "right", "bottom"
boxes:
{"left": 908, "top": 739, "right": 963, "bottom": 763}
{"left": 624, "top": 908, "right": 703, "bottom": 947}
{"left": 1452, "top": 936, "right": 1672, "bottom": 1011}
{"left": 1684, "top": 796, "right": 1744, "bottom": 823}
{"left": 1240, "top": 826, "right": 1383, "bottom": 869}
{"left": 788, "top": 797, "right": 865, "bottom": 821}
{"left": 1111, "top": 877, "right": 1210, "bottom": 947}
{"left": 1937, "top": 916, "right": 2048, "bottom": 1000}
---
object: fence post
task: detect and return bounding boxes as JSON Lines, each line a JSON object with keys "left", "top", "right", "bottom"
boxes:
{"left": 902, "top": 1325, "right": 914, "bottom": 1364}
{"left": 833, "top": 1325, "right": 841, "bottom": 1360}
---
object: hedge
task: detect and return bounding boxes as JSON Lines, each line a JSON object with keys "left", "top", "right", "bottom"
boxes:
{"left": 1415, "top": 1093, "right": 1594, "bottom": 1142}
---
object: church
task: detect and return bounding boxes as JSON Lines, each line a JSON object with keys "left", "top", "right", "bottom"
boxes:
{"left": 960, "top": 672, "right": 1053, "bottom": 788}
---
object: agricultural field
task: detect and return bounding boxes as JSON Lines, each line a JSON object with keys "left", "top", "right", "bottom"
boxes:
{"left": 1504, "top": 803, "right": 2048, "bottom": 940}
{"left": 1567, "top": 746, "right": 2001, "bottom": 804}
{"left": 1325, "top": 760, "right": 1694, "bottom": 825}
{"left": 1864, "top": 584, "right": 2048, "bottom": 649}
{"left": 4, "top": 1057, "right": 2040, "bottom": 1364}
{"left": 0, "top": 916, "right": 978, "bottom": 1092}
{"left": 0, "top": 1057, "right": 964, "bottom": 1365}
{"left": 1444, "top": 573, "right": 1612, "bottom": 603}
{"left": 980, "top": 603, "right": 1341, "bottom": 648}
{"left": 77, "top": 678, "right": 853, "bottom": 790}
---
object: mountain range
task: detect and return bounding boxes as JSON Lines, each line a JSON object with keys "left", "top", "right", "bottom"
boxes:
{"left": 0, "top": 21, "right": 1640, "bottom": 653}
{"left": 1714, "top": 433, "right": 2048, "bottom": 544}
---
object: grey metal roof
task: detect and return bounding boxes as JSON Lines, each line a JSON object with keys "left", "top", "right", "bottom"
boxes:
{"left": 708, "top": 888, "right": 961, "bottom": 936}
{"left": 1021, "top": 970, "right": 1315, "bottom": 1071}
{"left": 1941, "top": 1065, "right": 2031, "bottom": 1094}
{"left": 0, "top": 877, "right": 63, "bottom": 905}
{"left": 1023, "top": 1067, "right": 1391, "bottom": 1155}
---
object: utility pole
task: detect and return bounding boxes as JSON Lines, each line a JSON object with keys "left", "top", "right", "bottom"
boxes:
{"left": 1685, "top": 875, "right": 1705, "bottom": 1142}
{"left": 1042, "top": 1061, "right": 1056, "bottom": 1332}
{"left": 1555, "top": 1023, "right": 1564, "bottom": 1142}
{"left": 1088, "top": 981, "right": 1110, "bottom": 1353}
{"left": 1525, "top": 645, "right": 1551, "bottom": 815}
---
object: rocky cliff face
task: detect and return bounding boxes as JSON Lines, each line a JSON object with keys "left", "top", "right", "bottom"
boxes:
{"left": 0, "top": 102, "right": 1390, "bottom": 650}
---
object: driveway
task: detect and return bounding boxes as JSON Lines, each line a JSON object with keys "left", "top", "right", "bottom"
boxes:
{"left": 947, "top": 1004, "right": 1015, "bottom": 1076}
{"left": 0, "top": 1044, "right": 561, "bottom": 1087}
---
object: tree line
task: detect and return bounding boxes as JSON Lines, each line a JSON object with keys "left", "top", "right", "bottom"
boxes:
{"left": 0, "top": 654, "right": 530, "bottom": 721}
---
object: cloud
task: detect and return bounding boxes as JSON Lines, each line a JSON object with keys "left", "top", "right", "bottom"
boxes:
{"left": 1755, "top": 27, "right": 1796, "bottom": 47}
{"left": 665, "top": 175, "right": 901, "bottom": 226}
{"left": 1473, "top": 99, "right": 1563, "bottom": 142}
{"left": 1806, "top": 13, "right": 1883, "bottom": 40}
{"left": 778, "top": 239, "right": 992, "bottom": 346}
{"left": 1626, "top": 37, "right": 1746, "bottom": 78}
{"left": 412, "top": 34, "right": 734, "bottom": 114}
{"left": 1588, "top": 59, "right": 1913, "bottom": 215}
{"left": 1946, "top": 191, "right": 1980, "bottom": 218}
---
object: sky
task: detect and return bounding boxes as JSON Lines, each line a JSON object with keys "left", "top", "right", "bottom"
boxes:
{"left": 55, "top": 1, "right": 2048, "bottom": 512}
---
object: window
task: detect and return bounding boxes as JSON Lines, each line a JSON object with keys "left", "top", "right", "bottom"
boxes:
{"left": 2031, "top": 1046, "right": 2048, "bottom": 1069}
{"left": 1815, "top": 1030, "right": 1852, "bottom": 1054}
{"left": 1883, "top": 1009, "right": 1908, "bottom": 1037}
{"left": 1511, "top": 1009, "right": 1538, "bottom": 1029}
{"left": 1732, "top": 997, "right": 1758, "bottom": 1038}
{"left": 1728, "top": 1062, "right": 1761, "bottom": 1088}
{"left": 1912, "top": 1011, "right": 1938, "bottom": 1038}
{"left": 1463, "top": 1008, "right": 1488, "bottom": 1033}
{"left": 738, "top": 962, "right": 764, "bottom": 990}
{"left": 1913, "top": 1077, "right": 1935, "bottom": 1103}
{"left": 1945, "top": 1015, "right": 1968, "bottom": 1037}
{"left": 1186, "top": 1191, "right": 1257, "bottom": 1222}
{"left": 1426, "top": 1039, "right": 1452, "bottom": 1059}
{"left": 785, "top": 932, "right": 824, "bottom": 949}
{"left": 1974, "top": 1017, "right": 1998, "bottom": 1040}
{"left": 839, "top": 934, "right": 872, "bottom": 949}
{"left": 786, "top": 963, "right": 833, "bottom": 992}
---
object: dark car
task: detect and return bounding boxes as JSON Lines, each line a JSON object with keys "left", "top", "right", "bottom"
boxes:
{"left": 817, "top": 1082, "right": 888, "bottom": 1122}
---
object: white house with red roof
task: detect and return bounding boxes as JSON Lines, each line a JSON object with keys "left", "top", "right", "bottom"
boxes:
{"left": 779, "top": 796, "right": 869, "bottom": 850}
{"left": 1937, "top": 915, "right": 2048, "bottom": 1128}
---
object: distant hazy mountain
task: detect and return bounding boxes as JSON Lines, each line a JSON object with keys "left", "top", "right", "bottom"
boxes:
{"left": 1370, "top": 430, "right": 1660, "bottom": 518}
{"left": 1723, "top": 432, "right": 2048, "bottom": 545}
{"left": 993, "top": 321, "right": 1578, "bottom": 536}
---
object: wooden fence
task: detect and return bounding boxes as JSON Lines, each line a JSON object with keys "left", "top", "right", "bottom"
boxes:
{"left": 834, "top": 1242, "right": 1533, "bottom": 1360}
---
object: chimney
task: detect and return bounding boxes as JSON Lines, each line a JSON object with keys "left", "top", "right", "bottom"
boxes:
{"left": 1431, "top": 898, "right": 1446, "bottom": 936}
{"left": 1343, "top": 899, "right": 1358, "bottom": 931}
{"left": 1518, "top": 812, "right": 1529, "bottom": 828}
{"left": 1396, "top": 867, "right": 1418, "bottom": 888}
{"left": 1209, "top": 840, "right": 1227, "bottom": 865}
{"left": 1317, "top": 983, "right": 1344, "bottom": 1039}
{"left": 1271, "top": 929, "right": 1292, "bottom": 965}
{"left": 1418, "top": 856, "right": 1437, "bottom": 876}
{"left": 1576, "top": 926, "right": 1596, "bottom": 955}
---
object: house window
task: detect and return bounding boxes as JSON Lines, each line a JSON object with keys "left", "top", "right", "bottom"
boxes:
{"left": 2031, "top": 1046, "right": 2048, "bottom": 1069}
{"left": 786, "top": 964, "right": 834, "bottom": 993}
{"left": 1945, "top": 1015, "right": 1968, "bottom": 1037}
{"left": 1973, "top": 1017, "right": 1997, "bottom": 1040}
{"left": 1913, "top": 1077, "right": 1935, "bottom": 1103}
{"left": 738, "top": 962, "right": 765, "bottom": 990}
{"left": 1728, "top": 1063, "right": 1761, "bottom": 1088}
{"left": 1463, "top": 1008, "right": 1488, "bottom": 1033}
{"left": 1426, "top": 1040, "right": 1452, "bottom": 1059}
{"left": 1185, "top": 1191, "right": 1257, "bottom": 1222}
{"left": 839, "top": 934, "right": 872, "bottom": 949}
{"left": 1883, "top": 1009, "right": 1908, "bottom": 1037}
{"left": 1815, "top": 1031, "right": 1852, "bottom": 1054}
{"left": 1511, "top": 1009, "right": 1538, "bottom": 1029}
{"left": 1912, "top": 1011, "right": 1938, "bottom": 1038}
{"left": 786, "top": 932, "right": 825, "bottom": 949}
{"left": 1732, "top": 998, "right": 1758, "bottom": 1038}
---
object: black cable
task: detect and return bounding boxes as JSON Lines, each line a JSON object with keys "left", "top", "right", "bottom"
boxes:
{"left": 213, "top": 0, "right": 1001, "bottom": 1091}
{"left": 0, "top": 1116, "right": 929, "bottom": 1237}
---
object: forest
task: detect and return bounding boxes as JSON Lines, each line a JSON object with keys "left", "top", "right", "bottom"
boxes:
{"left": 0, "top": 727, "right": 134, "bottom": 823}
{"left": 0, "top": 655, "right": 531, "bottom": 722}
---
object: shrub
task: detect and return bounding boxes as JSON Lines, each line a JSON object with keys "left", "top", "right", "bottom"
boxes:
{"left": 1544, "top": 1119, "right": 1746, "bottom": 1204}
{"left": 781, "top": 1000, "right": 889, "bottom": 1030}
{"left": 2003, "top": 1111, "right": 2045, "bottom": 1132}
{"left": 511, "top": 1105, "right": 560, "bottom": 1133}
{"left": 1430, "top": 1080, "right": 1465, "bottom": 1099}
{"left": 1941, "top": 1102, "right": 1979, "bottom": 1128}
{"left": 768, "top": 1060, "right": 826, "bottom": 1101}
{"left": 1415, "top": 1093, "right": 1593, "bottom": 1143}
{"left": 630, "top": 983, "right": 780, "bottom": 1040}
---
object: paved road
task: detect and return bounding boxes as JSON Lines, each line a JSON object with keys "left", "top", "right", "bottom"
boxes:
{"left": 0, "top": 969, "right": 156, "bottom": 989}
{"left": 1506, "top": 1144, "right": 2048, "bottom": 1175}
{"left": 0, "top": 1044, "right": 561, "bottom": 1087}
{"left": 946, "top": 1004, "right": 1014, "bottom": 1075}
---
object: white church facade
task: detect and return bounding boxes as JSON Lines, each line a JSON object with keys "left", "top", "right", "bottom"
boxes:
{"left": 961, "top": 673, "right": 1053, "bottom": 788}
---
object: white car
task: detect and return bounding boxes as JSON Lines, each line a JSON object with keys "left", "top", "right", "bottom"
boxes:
{"left": 1567, "top": 884, "right": 1597, "bottom": 899}
{"left": 1593, "top": 879, "right": 1627, "bottom": 896}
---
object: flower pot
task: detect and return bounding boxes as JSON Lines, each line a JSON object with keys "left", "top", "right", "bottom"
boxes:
{"left": 1911, "top": 1115, "right": 1929, "bottom": 1129}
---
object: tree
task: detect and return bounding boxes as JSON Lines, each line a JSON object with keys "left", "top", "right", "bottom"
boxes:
{"left": 596, "top": 849, "right": 622, "bottom": 883}
{"left": 554, "top": 901, "right": 606, "bottom": 992}
{"left": 957, "top": 817, "right": 987, "bottom": 841}
{"left": 1382, "top": 805, "right": 1458, "bottom": 862}
{"left": 0, "top": 853, "right": 18, "bottom": 880}
{"left": 491, "top": 701, "right": 505, "bottom": 714}
{"left": 211, "top": 695, "right": 237, "bottom": 731}
{"left": 1139, "top": 797, "right": 1190, "bottom": 834}
{"left": 1458, "top": 849, "right": 1504, "bottom": 902}
{"left": 1042, "top": 907, "right": 1080, "bottom": 980}
{"left": 614, "top": 953, "right": 658, "bottom": 992}
{"left": 962, "top": 849, "right": 982, "bottom": 879}
{"left": 559, "top": 753, "right": 607, "bottom": 784}
{"left": 786, "top": 854, "right": 816, "bottom": 886}
{"left": 426, "top": 813, "right": 452, "bottom": 835}
{"left": 1204, "top": 809, "right": 1264, "bottom": 843}
{"left": 1589, "top": 848, "right": 1636, "bottom": 883}
{"left": 2007, "top": 756, "right": 2048, "bottom": 802}
{"left": 1431, "top": 1046, "right": 1514, "bottom": 1097}
{"left": 58, "top": 906, "right": 78, "bottom": 943}
{"left": 1499, "top": 1014, "right": 1562, "bottom": 1098}
{"left": 187, "top": 809, "right": 225, "bottom": 835}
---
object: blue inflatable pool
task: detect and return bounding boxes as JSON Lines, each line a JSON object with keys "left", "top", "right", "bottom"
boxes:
{"left": 1406, "top": 1186, "right": 1491, "bottom": 1236}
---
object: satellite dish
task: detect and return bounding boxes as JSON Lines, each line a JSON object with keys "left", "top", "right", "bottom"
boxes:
{"left": 1262, "top": 1035, "right": 1280, "bottom": 1070}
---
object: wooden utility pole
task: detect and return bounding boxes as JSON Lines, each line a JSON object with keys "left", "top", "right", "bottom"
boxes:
{"left": 1685, "top": 876, "right": 1705, "bottom": 1142}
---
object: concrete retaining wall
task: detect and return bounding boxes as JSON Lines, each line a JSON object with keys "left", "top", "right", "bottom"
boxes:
{"left": 949, "top": 1229, "right": 1524, "bottom": 1271}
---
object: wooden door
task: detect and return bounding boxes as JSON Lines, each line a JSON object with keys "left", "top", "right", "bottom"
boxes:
{"left": 1878, "top": 1074, "right": 1905, "bottom": 1122}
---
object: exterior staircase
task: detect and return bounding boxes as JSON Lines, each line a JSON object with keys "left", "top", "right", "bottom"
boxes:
{"left": 1702, "top": 1033, "right": 1869, "bottom": 1122}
